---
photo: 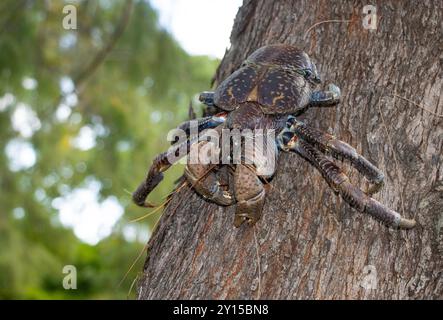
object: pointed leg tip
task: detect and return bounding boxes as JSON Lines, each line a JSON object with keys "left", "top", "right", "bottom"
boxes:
{"left": 132, "top": 195, "right": 145, "bottom": 207}
{"left": 327, "top": 83, "right": 341, "bottom": 99}
{"left": 398, "top": 218, "right": 416, "bottom": 229}
{"left": 132, "top": 190, "right": 157, "bottom": 208}
{"left": 328, "top": 83, "right": 340, "bottom": 92}
{"left": 233, "top": 215, "right": 246, "bottom": 228}
{"left": 133, "top": 200, "right": 157, "bottom": 208}
{"left": 143, "top": 202, "right": 158, "bottom": 208}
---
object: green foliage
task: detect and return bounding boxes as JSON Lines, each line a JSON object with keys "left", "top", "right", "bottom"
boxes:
{"left": 0, "top": 0, "right": 218, "bottom": 299}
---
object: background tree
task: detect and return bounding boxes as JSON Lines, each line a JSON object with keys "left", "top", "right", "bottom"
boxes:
{"left": 0, "top": 0, "right": 218, "bottom": 299}
{"left": 137, "top": 0, "right": 443, "bottom": 299}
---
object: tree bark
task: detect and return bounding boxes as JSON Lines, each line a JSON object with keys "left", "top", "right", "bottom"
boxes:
{"left": 137, "top": 0, "right": 443, "bottom": 299}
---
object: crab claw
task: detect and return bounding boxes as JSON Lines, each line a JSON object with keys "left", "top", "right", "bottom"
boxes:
{"left": 327, "top": 83, "right": 341, "bottom": 101}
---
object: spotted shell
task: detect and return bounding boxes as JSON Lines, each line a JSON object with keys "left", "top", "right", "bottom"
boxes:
{"left": 214, "top": 44, "right": 314, "bottom": 115}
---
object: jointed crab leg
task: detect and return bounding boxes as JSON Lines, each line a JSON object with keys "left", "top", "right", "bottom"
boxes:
{"left": 277, "top": 128, "right": 416, "bottom": 229}
{"left": 132, "top": 137, "right": 190, "bottom": 207}
{"left": 133, "top": 114, "right": 227, "bottom": 207}
{"left": 184, "top": 141, "right": 234, "bottom": 206}
{"left": 286, "top": 116, "right": 384, "bottom": 195}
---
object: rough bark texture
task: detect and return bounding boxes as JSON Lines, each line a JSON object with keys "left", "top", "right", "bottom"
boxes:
{"left": 137, "top": 0, "right": 443, "bottom": 299}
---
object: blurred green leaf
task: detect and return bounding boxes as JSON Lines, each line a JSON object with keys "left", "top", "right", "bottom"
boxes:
{"left": 0, "top": 0, "right": 218, "bottom": 299}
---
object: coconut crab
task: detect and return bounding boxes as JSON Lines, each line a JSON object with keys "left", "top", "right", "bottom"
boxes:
{"left": 133, "top": 44, "right": 416, "bottom": 229}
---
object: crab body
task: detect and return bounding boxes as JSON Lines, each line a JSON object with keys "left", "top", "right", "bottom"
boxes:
{"left": 203, "top": 45, "right": 320, "bottom": 115}
{"left": 133, "top": 44, "right": 416, "bottom": 229}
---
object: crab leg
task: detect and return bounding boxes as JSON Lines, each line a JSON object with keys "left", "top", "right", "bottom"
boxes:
{"left": 132, "top": 114, "right": 227, "bottom": 207}
{"left": 174, "top": 112, "right": 227, "bottom": 142}
{"left": 310, "top": 83, "right": 341, "bottom": 107}
{"left": 132, "top": 137, "right": 192, "bottom": 207}
{"left": 277, "top": 131, "right": 415, "bottom": 228}
{"left": 286, "top": 116, "right": 384, "bottom": 195}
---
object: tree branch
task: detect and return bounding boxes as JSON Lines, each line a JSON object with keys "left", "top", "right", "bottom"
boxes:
{"left": 73, "top": 0, "right": 133, "bottom": 87}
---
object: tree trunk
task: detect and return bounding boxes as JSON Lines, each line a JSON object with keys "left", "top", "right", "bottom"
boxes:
{"left": 137, "top": 0, "right": 443, "bottom": 299}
